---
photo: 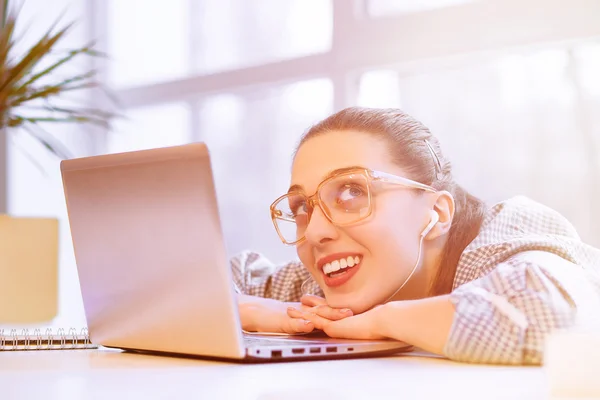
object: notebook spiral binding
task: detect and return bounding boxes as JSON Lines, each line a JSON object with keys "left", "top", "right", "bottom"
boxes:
{"left": 0, "top": 327, "right": 97, "bottom": 351}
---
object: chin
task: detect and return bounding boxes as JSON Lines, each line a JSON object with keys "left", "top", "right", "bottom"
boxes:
{"left": 325, "top": 293, "right": 377, "bottom": 314}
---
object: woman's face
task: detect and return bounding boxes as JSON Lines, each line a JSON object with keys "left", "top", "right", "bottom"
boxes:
{"left": 291, "top": 130, "right": 433, "bottom": 313}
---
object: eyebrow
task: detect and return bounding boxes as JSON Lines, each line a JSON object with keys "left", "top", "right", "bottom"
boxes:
{"left": 287, "top": 165, "right": 367, "bottom": 193}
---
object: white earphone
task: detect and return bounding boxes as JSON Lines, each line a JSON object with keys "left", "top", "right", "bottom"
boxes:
{"left": 420, "top": 210, "right": 440, "bottom": 238}
{"left": 382, "top": 209, "right": 440, "bottom": 304}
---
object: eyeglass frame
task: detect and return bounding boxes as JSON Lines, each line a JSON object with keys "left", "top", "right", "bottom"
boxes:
{"left": 269, "top": 168, "right": 438, "bottom": 245}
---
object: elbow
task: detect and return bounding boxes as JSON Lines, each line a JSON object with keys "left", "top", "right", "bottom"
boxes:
{"left": 444, "top": 293, "right": 579, "bottom": 365}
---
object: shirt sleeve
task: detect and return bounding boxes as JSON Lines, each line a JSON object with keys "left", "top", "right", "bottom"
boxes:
{"left": 443, "top": 250, "right": 600, "bottom": 365}
{"left": 229, "top": 250, "right": 322, "bottom": 302}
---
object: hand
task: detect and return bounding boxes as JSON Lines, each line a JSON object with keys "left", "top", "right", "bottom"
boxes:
{"left": 288, "top": 296, "right": 386, "bottom": 340}
{"left": 286, "top": 294, "right": 355, "bottom": 331}
{"left": 237, "top": 294, "right": 316, "bottom": 335}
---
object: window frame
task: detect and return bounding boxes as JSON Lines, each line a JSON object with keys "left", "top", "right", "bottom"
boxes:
{"left": 93, "top": 0, "right": 600, "bottom": 110}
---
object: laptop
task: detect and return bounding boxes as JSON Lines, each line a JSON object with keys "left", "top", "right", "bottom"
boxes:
{"left": 60, "top": 142, "right": 412, "bottom": 362}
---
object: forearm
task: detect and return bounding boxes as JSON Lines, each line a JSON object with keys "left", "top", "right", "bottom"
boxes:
{"left": 237, "top": 293, "right": 300, "bottom": 331}
{"left": 238, "top": 294, "right": 280, "bottom": 331}
{"left": 375, "top": 295, "right": 455, "bottom": 355}
{"left": 319, "top": 254, "right": 588, "bottom": 364}
{"left": 371, "top": 260, "right": 579, "bottom": 364}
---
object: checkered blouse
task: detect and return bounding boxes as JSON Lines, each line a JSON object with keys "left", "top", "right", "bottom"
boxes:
{"left": 230, "top": 196, "right": 600, "bottom": 365}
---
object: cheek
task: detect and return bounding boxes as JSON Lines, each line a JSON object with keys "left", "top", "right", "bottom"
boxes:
{"left": 373, "top": 194, "right": 423, "bottom": 237}
{"left": 348, "top": 197, "right": 422, "bottom": 266}
{"left": 296, "top": 243, "right": 314, "bottom": 269}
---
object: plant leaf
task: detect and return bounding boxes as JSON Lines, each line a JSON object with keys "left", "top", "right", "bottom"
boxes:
{"left": 20, "top": 122, "right": 73, "bottom": 159}
{"left": 0, "top": 15, "right": 16, "bottom": 106}
{"left": 0, "top": 20, "right": 75, "bottom": 94}
{"left": 0, "top": 7, "right": 117, "bottom": 162}
{"left": 10, "top": 112, "right": 113, "bottom": 129}
{"left": 8, "top": 131, "right": 49, "bottom": 177}
{"left": 16, "top": 48, "right": 91, "bottom": 91}
{"left": 10, "top": 81, "right": 97, "bottom": 105}
{"left": 40, "top": 105, "right": 119, "bottom": 121}
{"left": 11, "top": 69, "right": 98, "bottom": 103}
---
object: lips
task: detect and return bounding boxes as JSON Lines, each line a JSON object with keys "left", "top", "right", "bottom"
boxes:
{"left": 316, "top": 252, "right": 363, "bottom": 288}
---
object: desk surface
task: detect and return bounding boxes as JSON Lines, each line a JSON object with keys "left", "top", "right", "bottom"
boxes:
{"left": 0, "top": 348, "right": 549, "bottom": 400}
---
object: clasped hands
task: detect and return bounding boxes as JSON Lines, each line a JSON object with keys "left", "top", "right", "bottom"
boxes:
{"left": 240, "top": 293, "right": 386, "bottom": 340}
{"left": 289, "top": 295, "right": 387, "bottom": 340}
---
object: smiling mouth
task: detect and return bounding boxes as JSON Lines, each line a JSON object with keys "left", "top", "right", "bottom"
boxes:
{"left": 322, "top": 255, "right": 362, "bottom": 278}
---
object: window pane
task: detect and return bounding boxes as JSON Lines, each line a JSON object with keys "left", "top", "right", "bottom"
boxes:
{"left": 358, "top": 70, "right": 402, "bottom": 108}
{"left": 367, "top": 0, "right": 477, "bottom": 17}
{"left": 193, "top": 0, "right": 333, "bottom": 73}
{"left": 356, "top": 45, "right": 600, "bottom": 247}
{"left": 198, "top": 79, "right": 333, "bottom": 263}
{"left": 107, "top": 103, "right": 191, "bottom": 154}
{"left": 106, "top": 0, "right": 190, "bottom": 88}
{"left": 574, "top": 43, "right": 600, "bottom": 97}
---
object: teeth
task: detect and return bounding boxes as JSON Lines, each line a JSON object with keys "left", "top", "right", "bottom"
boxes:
{"left": 322, "top": 256, "right": 361, "bottom": 275}
{"left": 331, "top": 260, "right": 340, "bottom": 272}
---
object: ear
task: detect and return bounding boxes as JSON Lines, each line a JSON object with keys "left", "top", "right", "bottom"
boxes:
{"left": 426, "top": 190, "right": 454, "bottom": 240}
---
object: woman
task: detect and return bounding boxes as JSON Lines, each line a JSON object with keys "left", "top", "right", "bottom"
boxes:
{"left": 232, "top": 107, "right": 600, "bottom": 365}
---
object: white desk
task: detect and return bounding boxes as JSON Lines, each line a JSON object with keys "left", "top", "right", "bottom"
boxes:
{"left": 0, "top": 348, "right": 550, "bottom": 400}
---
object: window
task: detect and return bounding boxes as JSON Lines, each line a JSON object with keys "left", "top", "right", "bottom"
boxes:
{"left": 366, "top": 0, "right": 477, "bottom": 17}
{"left": 107, "top": 102, "right": 191, "bottom": 154}
{"left": 106, "top": 0, "right": 191, "bottom": 88}
{"left": 106, "top": 0, "right": 333, "bottom": 87}
{"left": 574, "top": 43, "right": 600, "bottom": 97}
{"left": 192, "top": 0, "right": 333, "bottom": 74}
{"left": 101, "top": 0, "right": 600, "bottom": 260}
{"left": 357, "top": 70, "right": 402, "bottom": 108}
{"left": 356, "top": 44, "right": 600, "bottom": 242}
{"left": 7, "top": 0, "right": 599, "bottom": 330}
{"left": 199, "top": 79, "right": 333, "bottom": 263}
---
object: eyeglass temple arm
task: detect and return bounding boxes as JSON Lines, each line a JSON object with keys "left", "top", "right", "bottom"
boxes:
{"left": 272, "top": 208, "right": 296, "bottom": 223}
{"left": 370, "top": 170, "right": 437, "bottom": 193}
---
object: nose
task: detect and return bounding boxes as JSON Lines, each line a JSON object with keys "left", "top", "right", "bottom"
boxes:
{"left": 303, "top": 205, "right": 338, "bottom": 246}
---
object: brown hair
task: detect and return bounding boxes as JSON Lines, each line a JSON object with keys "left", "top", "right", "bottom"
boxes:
{"left": 295, "top": 107, "right": 486, "bottom": 295}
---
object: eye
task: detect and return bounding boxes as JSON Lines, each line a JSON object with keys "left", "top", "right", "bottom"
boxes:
{"left": 290, "top": 200, "right": 308, "bottom": 217}
{"left": 338, "top": 185, "right": 364, "bottom": 202}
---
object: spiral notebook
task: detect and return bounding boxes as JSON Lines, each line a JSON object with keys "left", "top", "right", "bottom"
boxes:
{"left": 0, "top": 327, "right": 97, "bottom": 351}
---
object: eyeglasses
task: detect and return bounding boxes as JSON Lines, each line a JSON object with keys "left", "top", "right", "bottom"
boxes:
{"left": 270, "top": 168, "right": 437, "bottom": 245}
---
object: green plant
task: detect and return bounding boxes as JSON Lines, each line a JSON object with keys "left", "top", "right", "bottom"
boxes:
{"left": 0, "top": 1, "right": 114, "bottom": 161}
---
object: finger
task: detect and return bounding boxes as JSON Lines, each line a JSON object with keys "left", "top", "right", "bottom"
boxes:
{"left": 287, "top": 307, "right": 330, "bottom": 331}
{"left": 300, "top": 294, "right": 327, "bottom": 307}
{"left": 290, "top": 305, "right": 352, "bottom": 325}
{"left": 299, "top": 304, "right": 314, "bottom": 313}
{"left": 321, "top": 318, "right": 348, "bottom": 339}
{"left": 283, "top": 308, "right": 315, "bottom": 334}
{"left": 299, "top": 303, "right": 325, "bottom": 313}
{"left": 287, "top": 307, "right": 305, "bottom": 319}
{"left": 321, "top": 314, "right": 385, "bottom": 340}
{"left": 288, "top": 318, "right": 315, "bottom": 334}
{"left": 314, "top": 304, "right": 353, "bottom": 321}
{"left": 322, "top": 319, "right": 372, "bottom": 340}
{"left": 321, "top": 316, "right": 362, "bottom": 339}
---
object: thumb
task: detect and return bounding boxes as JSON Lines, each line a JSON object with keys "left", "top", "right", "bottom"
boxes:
{"left": 301, "top": 294, "right": 327, "bottom": 307}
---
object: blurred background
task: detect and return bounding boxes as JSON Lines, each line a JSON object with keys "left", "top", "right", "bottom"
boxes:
{"left": 2, "top": 0, "right": 599, "bottom": 328}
